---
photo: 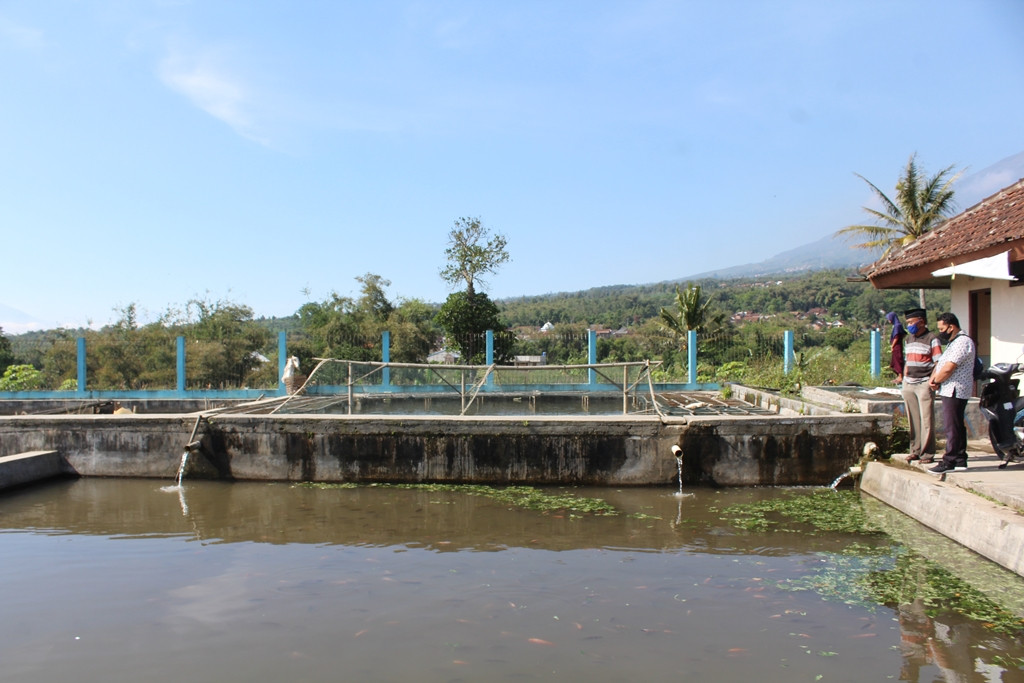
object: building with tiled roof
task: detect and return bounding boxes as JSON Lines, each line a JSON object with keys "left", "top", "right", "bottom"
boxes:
{"left": 862, "top": 177, "right": 1024, "bottom": 365}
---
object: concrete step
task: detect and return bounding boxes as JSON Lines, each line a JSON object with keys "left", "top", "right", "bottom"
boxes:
{"left": 0, "top": 450, "right": 71, "bottom": 492}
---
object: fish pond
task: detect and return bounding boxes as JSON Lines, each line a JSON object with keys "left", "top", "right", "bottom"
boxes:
{"left": 1, "top": 479, "right": 1023, "bottom": 682}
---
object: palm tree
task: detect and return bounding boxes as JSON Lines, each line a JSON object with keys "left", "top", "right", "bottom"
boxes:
{"left": 836, "top": 153, "right": 962, "bottom": 306}
{"left": 659, "top": 283, "right": 721, "bottom": 338}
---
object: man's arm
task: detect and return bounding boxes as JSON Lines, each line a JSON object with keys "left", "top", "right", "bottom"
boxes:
{"left": 929, "top": 360, "right": 957, "bottom": 387}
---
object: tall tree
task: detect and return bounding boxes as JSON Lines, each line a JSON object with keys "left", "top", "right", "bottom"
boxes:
{"left": 436, "top": 217, "right": 512, "bottom": 363}
{"left": 658, "top": 283, "right": 722, "bottom": 338}
{"left": 355, "top": 273, "right": 394, "bottom": 322}
{"left": 658, "top": 283, "right": 724, "bottom": 376}
{"left": 440, "top": 217, "right": 510, "bottom": 299}
{"left": 836, "top": 154, "right": 961, "bottom": 306}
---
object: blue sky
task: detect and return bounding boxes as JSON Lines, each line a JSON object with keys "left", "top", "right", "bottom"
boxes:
{"left": 2, "top": 0, "right": 1023, "bottom": 332}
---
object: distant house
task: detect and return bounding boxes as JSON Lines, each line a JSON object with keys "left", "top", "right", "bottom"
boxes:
{"left": 427, "top": 349, "right": 460, "bottom": 364}
{"left": 861, "top": 177, "right": 1024, "bottom": 365}
{"left": 540, "top": 321, "right": 555, "bottom": 333}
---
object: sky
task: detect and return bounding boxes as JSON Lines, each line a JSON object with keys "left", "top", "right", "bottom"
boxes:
{"left": 2, "top": 0, "right": 1024, "bottom": 333}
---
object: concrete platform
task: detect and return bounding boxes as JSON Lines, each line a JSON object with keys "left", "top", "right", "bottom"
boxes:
{"left": 0, "top": 450, "right": 70, "bottom": 491}
{"left": 860, "top": 441, "right": 1024, "bottom": 577}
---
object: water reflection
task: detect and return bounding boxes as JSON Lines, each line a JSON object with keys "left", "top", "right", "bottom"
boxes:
{"left": 0, "top": 479, "right": 1021, "bottom": 682}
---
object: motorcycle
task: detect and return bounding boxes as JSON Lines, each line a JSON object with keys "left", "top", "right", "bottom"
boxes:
{"left": 977, "top": 347, "right": 1024, "bottom": 469}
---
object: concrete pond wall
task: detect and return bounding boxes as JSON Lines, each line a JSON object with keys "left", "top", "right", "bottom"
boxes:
{"left": 0, "top": 410, "right": 889, "bottom": 487}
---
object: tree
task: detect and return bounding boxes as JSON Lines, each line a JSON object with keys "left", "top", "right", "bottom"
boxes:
{"left": 658, "top": 283, "right": 725, "bottom": 376}
{"left": 435, "top": 291, "right": 513, "bottom": 364}
{"left": 658, "top": 283, "right": 723, "bottom": 338}
{"left": 440, "top": 217, "right": 510, "bottom": 299}
{"left": 0, "top": 327, "right": 14, "bottom": 375}
{"left": 182, "top": 297, "right": 272, "bottom": 388}
{"left": 836, "top": 153, "right": 961, "bottom": 307}
{"left": 355, "top": 273, "right": 394, "bottom": 322}
{"left": 436, "top": 216, "right": 513, "bottom": 364}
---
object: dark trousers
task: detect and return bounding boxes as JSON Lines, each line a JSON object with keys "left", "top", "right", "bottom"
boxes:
{"left": 941, "top": 395, "right": 969, "bottom": 466}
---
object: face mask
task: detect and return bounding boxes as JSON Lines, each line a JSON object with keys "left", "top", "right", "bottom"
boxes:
{"left": 938, "top": 330, "right": 952, "bottom": 343}
{"left": 907, "top": 324, "right": 920, "bottom": 335}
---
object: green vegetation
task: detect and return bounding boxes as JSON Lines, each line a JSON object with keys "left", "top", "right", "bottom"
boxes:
{"left": 720, "top": 490, "right": 1024, "bottom": 635}
{"left": 0, "top": 259, "right": 949, "bottom": 391}
{"left": 0, "top": 364, "right": 45, "bottom": 391}
{"left": 0, "top": 326, "right": 14, "bottom": 375}
{"left": 299, "top": 483, "right": 620, "bottom": 516}
{"left": 717, "top": 489, "right": 884, "bottom": 534}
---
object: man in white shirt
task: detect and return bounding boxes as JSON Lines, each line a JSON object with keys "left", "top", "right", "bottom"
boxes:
{"left": 927, "top": 312, "right": 976, "bottom": 474}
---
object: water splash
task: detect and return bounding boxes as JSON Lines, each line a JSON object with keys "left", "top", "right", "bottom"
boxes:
{"left": 159, "top": 451, "right": 191, "bottom": 515}
{"left": 829, "top": 473, "right": 850, "bottom": 489}
{"left": 160, "top": 450, "right": 190, "bottom": 493}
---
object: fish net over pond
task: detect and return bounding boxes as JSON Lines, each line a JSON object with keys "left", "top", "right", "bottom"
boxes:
{"left": 271, "top": 359, "right": 664, "bottom": 416}
{"left": 263, "top": 359, "right": 778, "bottom": 418}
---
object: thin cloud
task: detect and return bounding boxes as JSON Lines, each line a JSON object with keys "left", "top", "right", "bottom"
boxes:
{"left": 0, "top": 15, "right": 46, "bottom": 49}
{"left": 158, "top": 46, "right": 269, "bottom": 146}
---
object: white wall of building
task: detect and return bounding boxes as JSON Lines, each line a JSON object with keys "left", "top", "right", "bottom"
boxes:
{"left": 951, "top": 276, "right": 1024, "bottom": 364}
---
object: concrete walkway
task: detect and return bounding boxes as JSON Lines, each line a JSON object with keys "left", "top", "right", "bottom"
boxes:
{"left": 860, "top": 440, "right": 1024, "bottom": 577}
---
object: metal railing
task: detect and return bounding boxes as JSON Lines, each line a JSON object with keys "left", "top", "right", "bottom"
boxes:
{"left": 272, "top": 359, "right": 663, "bottom": 416}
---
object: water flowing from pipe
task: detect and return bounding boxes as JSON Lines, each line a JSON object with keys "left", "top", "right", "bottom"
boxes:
{"left": 175, "top": 450, "right": 189, "bottom": 487}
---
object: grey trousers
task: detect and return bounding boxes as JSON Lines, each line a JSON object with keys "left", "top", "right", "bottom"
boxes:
{"left": 901, "top": 380, "right": 935, "bottom": 457}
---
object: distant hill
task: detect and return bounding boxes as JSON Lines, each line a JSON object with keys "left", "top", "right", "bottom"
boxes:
{"left": 682, "top": 232, "right": 879, "bottom": 281}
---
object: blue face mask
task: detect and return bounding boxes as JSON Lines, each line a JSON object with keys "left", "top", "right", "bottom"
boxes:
{"left": 907, "top": 324, "right": 920, "bottom": 335}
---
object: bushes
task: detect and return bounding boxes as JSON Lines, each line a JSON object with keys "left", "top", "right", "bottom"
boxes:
{"left": 0, "top": 365, "right": 45, "bottom": 391}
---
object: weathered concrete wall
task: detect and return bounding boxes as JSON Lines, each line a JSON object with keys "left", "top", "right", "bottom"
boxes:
{"left": 0, "top": 412, "right": 889, "bottom": 486}
{"left": 679, "top": 414, "right": 885, "bottom": 486}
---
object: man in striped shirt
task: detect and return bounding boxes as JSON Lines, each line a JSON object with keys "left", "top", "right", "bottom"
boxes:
{"left": 901, "top": 308, "right": 942, "bottom": 463}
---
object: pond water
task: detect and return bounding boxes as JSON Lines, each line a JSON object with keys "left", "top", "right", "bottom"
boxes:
{"left": 1, "top": 479, "right": 1022, "bottom": 682}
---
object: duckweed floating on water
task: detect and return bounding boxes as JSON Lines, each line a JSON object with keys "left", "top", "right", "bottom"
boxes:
{"left": 721, "top": 489, "right": 1024, "bottom": 635}
{"left": 297, "top": 482, "right": 621, "bottom": 516}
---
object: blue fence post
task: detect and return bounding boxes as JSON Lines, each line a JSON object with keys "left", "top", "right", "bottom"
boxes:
{"left": 176, "top": 336, "right": 186, "bottom": 393}
{"left": 381, "top": 330, "right": 391, "bottom": 390}
{"left": 687, "top": 330, "right": 698, "bottom": 385}
{"left": 76, "top": 337, "right": 86, "bottom": 395}
{"left": 277, "top": 331, "right": 287, "bottom": 396}
{"left": 870, "top": 329, "right": 881, "bottom": 378}
{"left": 588, "top": 329, "right": 597, "bottom": 386}
{"left": 783, "top": 329, "right": 794, "bottom": 374}
{"left": 485, "top": 330, "right": 495, "bottom": 387}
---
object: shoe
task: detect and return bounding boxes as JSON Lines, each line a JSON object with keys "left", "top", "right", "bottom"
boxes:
{"left": 953, "top": 462, "right": 968, "bottom": 471}
{"left": 929, "top": 463, "right": 954, "bottom": 474}
{"left": 919, "top": 457, "right": 935, "bottom": 464}
{"left": 905, "top": 454, "right": 920, "bottom": 463}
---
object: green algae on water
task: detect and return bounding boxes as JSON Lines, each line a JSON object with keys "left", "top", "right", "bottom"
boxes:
{"left": 720, "top": 489, "right": 1024, "bottom": 635}
{"left": 296, "top": 482, "right": 620, "bottom": 516}
{"left": 718, "top": 489, "right": 883, "bottom": 534}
